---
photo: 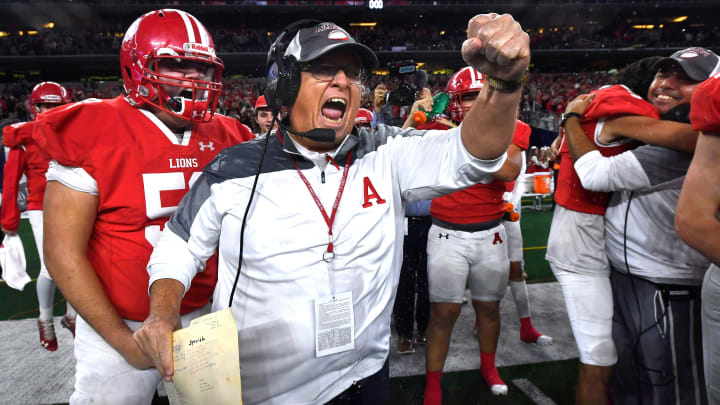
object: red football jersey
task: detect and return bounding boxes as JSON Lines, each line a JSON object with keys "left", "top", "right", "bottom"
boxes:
{"left": 555, "top": 85, "right": 659, "bottom": 215}
{"left": 504, "top": 120, "right": 531, "bottom": 192}
{"left": 690, "top": 73, "right": 720, "bottom": 134}
{"left": 432, "top": 120, "right": 529, "bottom": 224}
{"left": 33, "top": 96, "right": 254, "bottom": 321}
{"left": 1, "top": 121, "right": 52, "bottom": 230}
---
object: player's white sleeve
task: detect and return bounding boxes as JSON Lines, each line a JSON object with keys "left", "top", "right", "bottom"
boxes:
{"left": 574, "top": 149, "right": 650, "bottom": 192}
{"left": 46, "top": 160, "right": 99, "bottom": 195}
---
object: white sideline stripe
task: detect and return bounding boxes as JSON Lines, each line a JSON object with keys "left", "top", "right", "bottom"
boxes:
{"left": 512, "top": 378, "right": 557, "bottom": 405}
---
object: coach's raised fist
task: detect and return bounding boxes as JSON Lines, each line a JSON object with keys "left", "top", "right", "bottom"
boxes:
{"left": 462, "top": 13, "right": 530, "bottom": 83}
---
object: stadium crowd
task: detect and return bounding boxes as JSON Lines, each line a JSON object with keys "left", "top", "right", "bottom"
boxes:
{"left": 1, "top": 6, "right": 719, "bottom": 405}
{"left": 1, "top": 21, "right": 718, "bottom": 56}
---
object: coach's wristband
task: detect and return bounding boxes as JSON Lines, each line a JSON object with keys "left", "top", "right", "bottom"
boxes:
{"left": 484, "top": 68, "right": 529, "bottom": 93}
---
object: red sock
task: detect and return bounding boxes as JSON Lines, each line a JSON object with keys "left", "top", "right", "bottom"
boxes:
{"left": 424, "top": 370, "right": 442, "bottom": 405}
{"left": 520, "top": 317, "right": 542, "bottom": 342}
{"left": 480, "top": 352, "right": 505, "bottom": 386}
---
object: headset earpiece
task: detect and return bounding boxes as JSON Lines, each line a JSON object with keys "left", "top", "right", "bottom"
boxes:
{"left": 265, "top": 19, "right": 322, "bottom": 114}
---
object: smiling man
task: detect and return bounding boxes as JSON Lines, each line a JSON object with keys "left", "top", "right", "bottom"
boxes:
{"left": 135, "top": 15, "right": 530, "bottom": 405}
{"left": 560, "top": 47, "right": 718, "bottom": 405}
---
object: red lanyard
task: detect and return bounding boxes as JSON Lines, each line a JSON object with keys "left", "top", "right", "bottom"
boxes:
{"left": 292, "top": 151, "right": 353, "bottom": 261}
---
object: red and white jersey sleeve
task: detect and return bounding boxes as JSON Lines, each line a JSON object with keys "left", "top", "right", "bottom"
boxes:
{"left": 3, "top": 120, "right": 52, "bottom": 212}
{"left": 34, "top": 97, "right": 254, "bottom": 321}
{"left": 555, "top": 85, "right": 658, "bottom": 215}
{"left": 1, "top": 146, "right": 26, "bottom": 231}
{"left": 504, "top": 120, "right": 531, "bottom": 192}
{"left": 690, "top": 73, "right": 720, "bottom": 135}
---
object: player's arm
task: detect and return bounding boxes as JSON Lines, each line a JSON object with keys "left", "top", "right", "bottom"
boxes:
{"left": 1, "top": 148, "right": 26, "bottom": 234}
{"left": 601, "top": 116, "right": 698, "bottom": 153}
{"left": 401, "top": 88, "right": 433, "bottom": 130}
{"left": 460, "top": 13, "right": 529, "bottom": 160}
{"left": 43, "top": 181, "right": 152, "bottom": 369}
{"left": 492, "top": 144, "right": 523, "bottom": 182}
{"left": 561, "top": 93, "right": 597, "bottom": 162}
{"left": 675, "top": 132, "right": 720, "bottom": 265}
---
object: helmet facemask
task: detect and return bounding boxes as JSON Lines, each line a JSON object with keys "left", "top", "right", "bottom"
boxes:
{"left": 134, "top": 48, "right": 223, "bottom": 123}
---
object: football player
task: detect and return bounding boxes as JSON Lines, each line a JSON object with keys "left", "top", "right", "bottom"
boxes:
{"left": 37, "top": 9, "right": 253, "bottom": 404}
{"left": 2, "top": 81, "right": 73, "bottom": 351}
{"left": 553, "top": 52, "right": 709, "bottom": 404}
{"left": 354, "top": 107, "right": 373, "bottom": 128}
{"left": 420, "top": 67, "right": 542, "bottom": 402}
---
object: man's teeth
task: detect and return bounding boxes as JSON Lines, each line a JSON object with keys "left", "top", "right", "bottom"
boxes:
{"left": 329, "top": 98, "right": 346, "bottom": 106}
{"left": 656, "top": 94, "right": 674, "bottom": 101}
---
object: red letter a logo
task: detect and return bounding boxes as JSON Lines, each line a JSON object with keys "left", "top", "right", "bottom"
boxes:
{"left": 492, "top": 232, "right": 503, "bottom": 245}
{"left": 362, "top": 177, "right": 387, "bottom": 208}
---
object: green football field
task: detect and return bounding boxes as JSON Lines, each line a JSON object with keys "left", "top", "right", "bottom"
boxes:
{"left": 0, "top": 198, "right": 581, "bottom": 405}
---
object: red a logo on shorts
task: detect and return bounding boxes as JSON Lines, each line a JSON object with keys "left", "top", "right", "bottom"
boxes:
{"left": 492, "top": 232, "right": 503, "bottom": 245}
{"left": 362, "top": 177, "right": 387, "bottom": 208}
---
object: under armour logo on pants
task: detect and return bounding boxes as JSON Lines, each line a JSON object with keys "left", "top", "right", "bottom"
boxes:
{"left": 438, "top": 233, "right": 449, "bottom": 239}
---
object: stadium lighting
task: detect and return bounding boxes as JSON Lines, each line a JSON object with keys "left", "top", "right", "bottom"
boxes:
{"left": 0, "top": 31, "right": 8, "bottom": 37}
{"left": 349, "top": 22, "right": 377, "bottom": 27}
{"left": 672, "top": 16, "right": 688, "bottom": 22}
{"left": 27, "top": 30, "right": 38, "bottom": 35}
{"left": 43, "top": 22, "right": 54, "bottom": 29}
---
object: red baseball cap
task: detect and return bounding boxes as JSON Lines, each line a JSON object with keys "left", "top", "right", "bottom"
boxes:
{"left": 255, "top": 95, "right": 269, "bottom": 110}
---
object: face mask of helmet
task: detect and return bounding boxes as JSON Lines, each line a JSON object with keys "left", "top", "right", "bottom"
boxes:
{"left": 145, "top": 53, "right": 219, "bottom": 120}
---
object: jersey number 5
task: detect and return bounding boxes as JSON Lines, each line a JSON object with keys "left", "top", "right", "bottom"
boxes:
{"left": 142, "top": 172, "right": 201, "bottom": 247}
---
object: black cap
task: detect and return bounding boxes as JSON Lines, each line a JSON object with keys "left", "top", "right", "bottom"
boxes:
{"left": 653, "top": 47, "right": 720, "bottom": 82}
{"left": 284, "top": 22, "right": 378, "bottom": 71}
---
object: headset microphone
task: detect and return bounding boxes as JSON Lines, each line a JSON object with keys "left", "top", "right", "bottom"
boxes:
{"left": 278, "top": 121, "right": 336, "bottom": 143}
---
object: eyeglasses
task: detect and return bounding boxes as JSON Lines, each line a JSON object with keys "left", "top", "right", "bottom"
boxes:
{"left": 300, "top": 63, "right": 366, "bottom": 84}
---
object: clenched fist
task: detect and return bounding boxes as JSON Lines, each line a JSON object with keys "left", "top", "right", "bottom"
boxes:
{"left": 461, "top": 13, "right": 530, "bottom": 83}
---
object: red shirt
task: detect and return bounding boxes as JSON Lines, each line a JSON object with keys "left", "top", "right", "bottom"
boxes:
{"left": 33, "top": 97, "right": 254, "bottom": 320}
{"left": 2, "top": 121, "right": 53, "bottom": 230}
{"left": 504, "top": 120, "right": 531, "bottom": 192}
{"left": 690, "top": 72, "right": 720, "bottom": 134}
{"left": 555, "top": 85, "right": 658, "bottom": 215}
{"left": 431, "top": 120, "right": 530, "bottom": 224}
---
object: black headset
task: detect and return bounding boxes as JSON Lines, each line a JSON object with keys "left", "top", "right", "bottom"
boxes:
{"left": 264, "top": 19, "right": 322, "bottom": 114}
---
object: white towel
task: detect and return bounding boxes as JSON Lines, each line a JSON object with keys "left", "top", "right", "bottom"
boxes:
{"left": 0, "top": 234, "right": 31, "bottom": 291}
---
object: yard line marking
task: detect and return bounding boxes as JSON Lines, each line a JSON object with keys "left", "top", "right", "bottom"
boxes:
{"left": 0, "top": 277, "right": 39, "bottom": 284}
{"left": 512, "top": 378, "right": 557, "bottom": 405}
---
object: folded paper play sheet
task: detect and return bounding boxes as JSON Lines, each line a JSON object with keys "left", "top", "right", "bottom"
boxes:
{"left": 164, "top": 308, "right": 243, "bottom": 405}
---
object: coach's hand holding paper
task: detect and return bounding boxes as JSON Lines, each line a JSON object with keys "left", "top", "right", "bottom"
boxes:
{"left": 135, "top": 309, "right": 242, "bottom": 405}
{"left": 163, "top": 308, "right": 242, "bottom": 405}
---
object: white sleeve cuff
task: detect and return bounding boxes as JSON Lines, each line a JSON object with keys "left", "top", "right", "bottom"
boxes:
{"left": 46, "top": 160, "right": 99, "bottom": 195}
{"left": 574, "top": 149, "right": 650, "bottom": 192}
{"left": 147, "top": 226, "right": 204, "bottom": 297}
